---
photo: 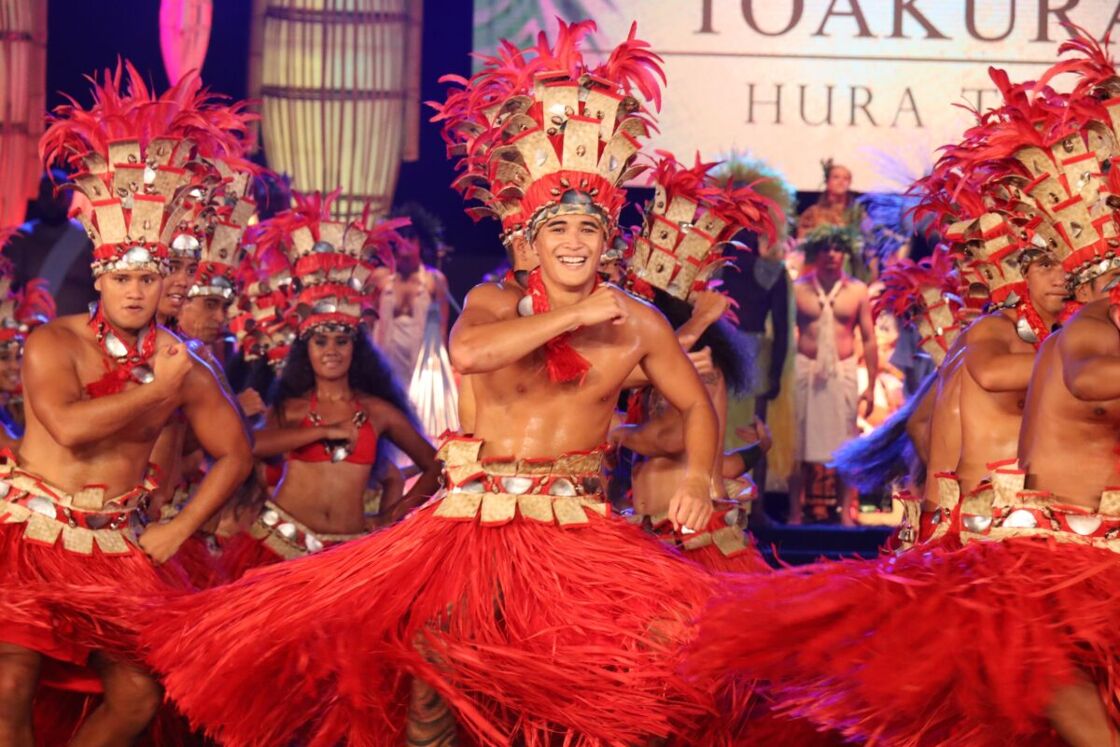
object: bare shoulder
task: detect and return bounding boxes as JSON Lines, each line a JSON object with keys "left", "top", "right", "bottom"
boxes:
{"left": 355, "top": 393, "right": 403, "bottom": 423}
{"left": 966, "top": 310, "right": 1015, "bottom": 341}
{"left": 355, "top": 393, "right": 388, "bottom": 411}
{"left": 845, "top": 277, "right": 869, "bottom": 297}
{"left": 461, "top": 281, "right": 519, "bottom": 318}
{"left": 24, "top": 315, "right": 87, "bottom": 360}
{"left": 1059, "top": 300, "right": 1115, "bottom": 350}
{"left": 617, "top": 290, "right": 676, "bottom": 343}
{"left": 154, "top": 327, "right": 185, "bottom": 349}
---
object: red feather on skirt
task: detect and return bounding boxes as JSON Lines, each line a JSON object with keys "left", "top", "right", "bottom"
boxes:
{"left": 688, "top": 536, "right": 1120, "bottom": 746}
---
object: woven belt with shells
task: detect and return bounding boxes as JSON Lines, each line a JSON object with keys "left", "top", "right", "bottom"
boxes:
{"left": 924, "top": 464, "right": 1120, "bottom": 552}
{"left": 635, "top": 505, "right": 751, "bottom": 558}
{"left": 432, "top": 436, "right": 608, "bottom": 526}
{"left": 0, "top": 456, "right": 156, "bottom": 555}
{"left": 249, "top": 500, "right": 365, "bottom": 560}
{"left": 892, "top": 489, "right": 923, "bottom": 549}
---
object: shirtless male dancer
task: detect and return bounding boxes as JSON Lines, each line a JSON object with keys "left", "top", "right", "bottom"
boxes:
{"left": 687, "top": 43, "right": 1120, "bottom": 745}
{"left": 791, "top": 226, "right": 876, "bottom": 524}
{"left": 0, "top": 64, "right": 253, "bottom": 746}
{"left": 1016, "top": 265, "right": 1120, "bottom": 746}
{"left": 140, "top": 21, "right": 728, "bottom": 747}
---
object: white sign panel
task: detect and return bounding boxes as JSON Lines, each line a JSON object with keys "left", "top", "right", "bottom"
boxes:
{"left": 473, "top": 1, "right": 1120, "bottom": 191}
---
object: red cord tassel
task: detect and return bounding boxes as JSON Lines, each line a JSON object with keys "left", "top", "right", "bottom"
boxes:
{"left": 527, "top": 268, "right": 592, "bottom": 384}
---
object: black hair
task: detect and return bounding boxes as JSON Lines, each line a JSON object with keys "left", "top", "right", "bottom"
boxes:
{"left": 224, "top": 350, "right": 277, "bottom": 406}
{"left": 250, "top": 171, "right": 294, "bottom": 221}
{"left": 391, "top": 202, "right": 445, "bottom": 266}
{"left": 277, "top": 327, "right": 416, "bottom": 425}
{"left": 277, "top": 328, "right": 421, "bottom": 480}
{"left": 650, "top": 288, "right": 752, "bottom": 395}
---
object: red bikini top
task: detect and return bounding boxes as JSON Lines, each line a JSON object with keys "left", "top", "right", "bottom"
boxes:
{"left": 287, "top": 393, "right": 378, "bottom": 465}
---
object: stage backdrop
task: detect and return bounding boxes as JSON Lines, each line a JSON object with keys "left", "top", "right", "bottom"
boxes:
{"left": 473, "top": 1, "right": 1120, "bottom": 192}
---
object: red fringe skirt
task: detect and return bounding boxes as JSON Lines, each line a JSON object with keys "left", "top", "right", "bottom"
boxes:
{"left": 168, "top": 533, "right": 230, "bottom": 589}
{"left": 143, "top": 497, "right": 721, "bottom": 747}
{"left": 218, "top": 531, "right": 282, "bottom": 581}
{"left": 0, "top": 519, "right": 190, "bottom": 665}
{"left": 0, "top": 482, "right": 194, "bottom": 746}
{"left": 689, "top": 535, "right": 1120, "bottom": 746}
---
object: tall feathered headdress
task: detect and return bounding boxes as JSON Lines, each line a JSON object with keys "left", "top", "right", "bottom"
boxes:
{"left": 430, "top": 19, "right": 664, "bottom": 245}
{"left": 253, "top": 189, "right": 404, "bottom": 336}
{"left": 229, "top": 225, "right": 295, "bottom": 366}
{"left": 1020, "top": 30, "right": 1120, "bottom": 288}
{"left": 873, "top": 246, "right": 964, "bottom": 365}
{"left": 0, "top": 227, "right": 55, "bottom": 346}
{"left": 623, "top": 151, "right": 778, "bottom": 302}
{"left": 40, "top": 61, "right": 256, "bottom": 276}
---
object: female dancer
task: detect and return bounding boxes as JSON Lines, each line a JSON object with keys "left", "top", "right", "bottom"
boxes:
{"left": 222, "top": 192, "right": 440, "bottom": 578}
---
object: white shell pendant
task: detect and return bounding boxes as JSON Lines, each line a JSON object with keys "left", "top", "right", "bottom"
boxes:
{"left": 130, "top": 365, "right": 155, "bottom": 385}
{"left": 103, "top": 332, "right": 130, "bottom": 359}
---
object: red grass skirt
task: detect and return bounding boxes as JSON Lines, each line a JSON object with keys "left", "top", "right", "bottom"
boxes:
{"left": 0, "top": 519, "right": 195, "bottom": 746}
{"left": 644, "top": 507, "right": 772, "bottom": 575}
{"left": 217, "top": 532, "right": 282, "bottom": 581}
{"left": 142, "top": 500, "right": 721, "bottom": 747}
{"left": 168, "top": 533, "right": 230, "bottom": 589}
{"left": 685, "top": 539, "right": 771, "bottom": 574}
{"left": 688, "top": 536, "right": 1120, "bottom": 746}
{"left": 0, "top": 520, "right": 190, "bottom": 664}
{"left": 670, "top": 512, "right": 772, "bottom": 576}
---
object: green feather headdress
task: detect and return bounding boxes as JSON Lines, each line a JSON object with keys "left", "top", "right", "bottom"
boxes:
{"left": 711, "top": 149, "right": 796, "bottom": 242}
{"left": 801, "top": 223, "right": 863, "bottom": 261}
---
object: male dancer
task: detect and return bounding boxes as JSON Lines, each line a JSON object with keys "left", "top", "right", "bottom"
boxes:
{"left": 155, "top": 186, "right": 261, "bottom": 590}
{"left": 953, "top": 249, "right": 1066, "bottom": 487}
{"left": 373, "top": 204, "right": 451, "bottom": 386}
{"left": 687, "top": 36, "right": 1120, "bottom": 746}
{"left": 1011, "top": 265, "right": 1120, "bottom": 745}
{"left": 156, "top": 241, "right": 198, "bottom": 330}
{"left": 613, "top": 152, "right": 777, "bottom": 572}
{"left": 142, "top": 21, "right": 727, "bottom": 747}
{"left": 0, "top": 64, "right": 253, "bottom": 746}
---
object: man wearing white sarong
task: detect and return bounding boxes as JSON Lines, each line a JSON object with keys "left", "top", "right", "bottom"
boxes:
{"left": 791, "top": 226, "right": 877, "bottom": 525}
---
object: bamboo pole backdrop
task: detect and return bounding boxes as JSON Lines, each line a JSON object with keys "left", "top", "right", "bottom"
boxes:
{"left": 0, "top": 0, "right": 46, "bottom": 227}
{"left": 255, "top": 0, "right": 421, "bottom": 220}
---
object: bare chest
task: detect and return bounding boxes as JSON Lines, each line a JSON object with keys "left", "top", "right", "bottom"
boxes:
{"left": 961, "top": 368, "right": 1025, "bottom": 419}
{"left": 73, "top": 350, "right": 173, "bottom": 441}
{"left": 795, "top": 285, "right": 859, "bottom": 327}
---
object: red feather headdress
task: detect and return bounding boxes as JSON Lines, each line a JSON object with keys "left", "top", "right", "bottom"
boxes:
{"left": 623, "top": 151, "right": 780, "bottom": 302}
{"left": 429, "top": 19, "right": 663, "bottom": 246}
{"left": 873, "top": 246, "right": 964, "bottom": 365}
{"left": 0, "top": 226, "right": 56, "bottom": 345}
{"left": 252, "top": 189, "right": 404, "bottom": 336}
{"left": 40, "top": 61, "right": 257, "bottom": 275}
